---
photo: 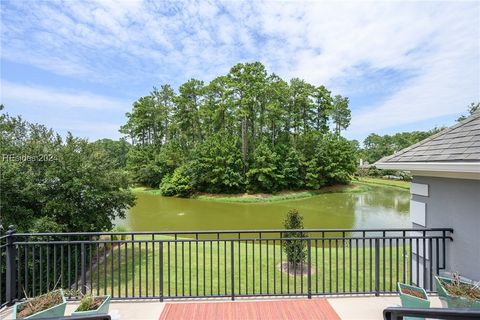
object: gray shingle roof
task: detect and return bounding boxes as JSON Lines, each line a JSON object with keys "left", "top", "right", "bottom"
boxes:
{"left": 377, "top": 111, "right": 480, "bottom": 163}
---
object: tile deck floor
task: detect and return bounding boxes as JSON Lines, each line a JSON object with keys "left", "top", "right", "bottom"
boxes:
{"left": 0, "top": 295, "right": 443, "bottom": 320}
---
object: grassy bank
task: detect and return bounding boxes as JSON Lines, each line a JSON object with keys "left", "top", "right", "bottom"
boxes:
{"left": 91, "top": 235, "right": 409, "bottom": 297}
{"left": 356, "top": 178, "right": 410, "bottom": 190}
{"left": 194, "top": 184, "right": 372, "bottom": 203}
{"left": 131, "top": 177, "right": 409, "bottom": 203}
{"left": 131, "top": 186, "right": 163, "bottom": 195}
{"left": 131, "top": 183, "right": 372, "bottom": 203}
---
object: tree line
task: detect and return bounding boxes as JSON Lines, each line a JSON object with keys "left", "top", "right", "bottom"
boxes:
{"left": 120, "top": 62, "right": 356, "bottom": 195}
{"left": 358, "top": 102, "right": 478, "bottom": 174}
{"left": 0, "top": 105, "right": 135, "bottom": 232}
{"left": 360, "top": 129, "right": 444, "bottom": 164}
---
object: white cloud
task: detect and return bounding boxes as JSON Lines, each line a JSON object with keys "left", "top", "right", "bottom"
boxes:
{"left": 55, "top": 120, "right": 123, "bottom": 140}
{"left": 1, "top": 0, "right": 479, "bottom": 138}
{"left": 0, "top": 81, "right": 130, "bottom": 111}
{"left": 257, "top": 1, "right": 480, "bottom": 135}
{"left": 0, "top": 81, "right": 129, "bottom": 140}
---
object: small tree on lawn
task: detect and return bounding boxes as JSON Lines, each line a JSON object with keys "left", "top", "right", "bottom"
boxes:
{"left": 282, "top": 209, "right": 307, "bottom": 267}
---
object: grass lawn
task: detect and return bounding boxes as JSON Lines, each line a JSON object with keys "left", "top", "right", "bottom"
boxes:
{"left": 356, "top": 178, "right": 410, "bottom": 190}
{"left": 89, "top": 235, "right": 410, "bottom": 298}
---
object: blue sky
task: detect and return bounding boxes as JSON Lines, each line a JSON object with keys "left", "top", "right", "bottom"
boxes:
{"left": 1, "top": 0, "right": 479, "bottom": 142}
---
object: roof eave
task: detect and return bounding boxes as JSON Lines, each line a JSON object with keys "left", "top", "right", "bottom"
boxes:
{"left": 375, "top": 161, "right": 480, "bottom": 174}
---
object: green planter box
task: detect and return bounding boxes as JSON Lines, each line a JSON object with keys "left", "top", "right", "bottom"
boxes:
{"left": 13, "top": 289, "right": 66, "bottom": 319}
{"left": 398, "top": 283, "right": 430, "bottom": 320}
{"left": 71, "top": 295, "right": 111, "bottom": 316}
{"left": 434, "top": 275, "right": 480, "bottom": 309}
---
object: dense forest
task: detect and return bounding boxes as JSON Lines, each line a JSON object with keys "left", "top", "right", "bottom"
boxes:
{"left": 120, "top": 62, "right": 357, "bottom": 196}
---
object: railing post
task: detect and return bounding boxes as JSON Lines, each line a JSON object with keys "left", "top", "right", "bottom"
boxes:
{"left": 307, "top": 239, "right": 312, "bottom": 299}
{"left": 6, "top": 225, "right": 17, "bottom": 305}
{"left": 159, "top": 241, "right": 163, "bottom": 302}
{"left": 375, "top": 238, "right": 380, "bottom": 296}
{"left": 81, "top": 243, "right": 86, "bottom": 295}
{"left": 230, "top": 241, "right": 235, "bottom": 301}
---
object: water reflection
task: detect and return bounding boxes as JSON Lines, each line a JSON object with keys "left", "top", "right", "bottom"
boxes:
{"left": 121, "top": 185, "right": 410, "bottom": 233}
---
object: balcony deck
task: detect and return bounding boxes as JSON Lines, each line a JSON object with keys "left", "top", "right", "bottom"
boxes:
{"left": 0, "top": 295, "right": 443, "bottom": 320}
{"left": 0, "top": 228, "right": 452, "bottom": 319}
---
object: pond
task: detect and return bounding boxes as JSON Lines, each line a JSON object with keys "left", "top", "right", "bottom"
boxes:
{"left": 120, "top": 185, "right": 410, "bottom": 232}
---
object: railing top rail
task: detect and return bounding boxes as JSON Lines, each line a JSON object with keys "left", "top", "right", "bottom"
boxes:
{"left": 383, "top": 307, "right": 480, "bottom": 320}
{"left": 13, "top": 227, "right": 454, "bottom": 237}
{"left": 12, "top": 234, "right": 454, "bottom": 245}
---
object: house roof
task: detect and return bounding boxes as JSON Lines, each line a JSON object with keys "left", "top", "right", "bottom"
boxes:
{"left": 375, "top": 111, "right": 480, "bottom": 177}
{"left": 378, "top": 111, "right": 480, "bottom": 163}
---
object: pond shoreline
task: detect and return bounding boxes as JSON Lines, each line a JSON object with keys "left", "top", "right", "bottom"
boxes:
{"left": 194, "top": 184, "right": 367, "bottom": 203}
{"left": 355, "top": 177, "right": 410, "bottom": 190}
{"left": 125, "top": 181, "right": 410, "bottom": 231}
{"left": 131, "top": 178, "right": 409, "bottom": 203}
{"left": 131, "top": 183, "right": 375, "bottom": 203}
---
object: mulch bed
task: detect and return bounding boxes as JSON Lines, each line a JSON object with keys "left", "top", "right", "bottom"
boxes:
{"left": 402, "top": 287, "right": 426, "bottom": 299}
{"left": 444, "top": 281, "right": 480, "bottom": 300}
{"left": 17, "top": 291, "right": 63, "bottom": 318}
{"left": 277, "top": 262, "right": 315, "bottom": 276}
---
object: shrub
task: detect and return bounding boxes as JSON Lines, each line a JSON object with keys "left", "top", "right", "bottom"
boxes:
{"left": 112, "top": 225, "right": 128, "bottom": 241}
{"left": 160, "top": 166, "right": 193, "bottom": 197}
{"left": 316, "top": 133, "right": 357, "bottom": 185}
{"left": 30, "top": 216, "right": 64, "bottom": 233}
{"left": 159, "top": 174, "right": 176, "bottom": 196}
{"left": 76, "top": 294, "right": 105, "bottom": 312}
{"left": 282, "top": 209, "right": 307, "bottom": 266}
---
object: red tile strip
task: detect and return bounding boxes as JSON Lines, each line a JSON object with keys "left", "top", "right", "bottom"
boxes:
{"left": 159, "top": 299, "right": 341, "bottom": 320}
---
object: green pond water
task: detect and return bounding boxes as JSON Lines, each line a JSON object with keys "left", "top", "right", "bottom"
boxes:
{"left": 121, "top": 185, "right": 410, "bottom": 232}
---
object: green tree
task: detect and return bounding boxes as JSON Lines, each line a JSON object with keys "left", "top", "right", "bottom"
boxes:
{"left": 362, "top": 128, "right": 443, "bottom": 163}
{"left": 363, "top": 133, "right": 393, "bottom": 164}
{"left": 0, "top": 109, "right": 135, "bottom": 232}
{"left": 175, "top": 79, "right": 205, "bottom": 146}
{"left": 312, "top": 85, "right": 333, "bottom": 133}
{"left": 168, "top": 165, "right": 194, "bottom": 197}
{"left": 331, "top": 95, "right": 351, "bottom": 135}
{"left": 203, "top": 76, "right": 233, "bottom": 134}
{"left": 120, "top": 96, "right": 159, "bottom": 145}
{"left": 227, "top": 62, "right": 268, "bottom": 173}
{"left": 265, "top": 74, "right": 288, "bottom": 147}
{"left": 246, "top": 141, "right": 283, "bottom": 192}
{"left": 281, "top": 148, "right": 304, "bottom": 190}
{"left": 151, "top": 84, "right": 175, "bottom": 143}
{"left": 91, "top": 138, "right": 130, "bottom": 169}
{"left": 289, "top": 78, "right": 315, "bottom": 135}
{"left": 192, "top": 133, "right": 244, "bottom": 193}
{"left": 457, "top": 102, "right": 479, "bottom": 122}
{"left": 316, "top": 133, "right": 357, "bottom": 185}
{"left": 118, "top": 61, "right": 359, "bottom": 195}
{"left": 282, "top": 209, "right": 307, "bottom": 267}
{"left": 304, "top": 158, "right": 323, "bottom": 190}
{"left": 126, "top": 145, "right": 163, "bottom": 187}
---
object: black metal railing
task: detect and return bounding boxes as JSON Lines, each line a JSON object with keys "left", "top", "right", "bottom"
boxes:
{"left": 1, "top": 227, "right": 453, "bottom": 306}
{"left": 383, "top": 307, "right": 480, "bottom": 320}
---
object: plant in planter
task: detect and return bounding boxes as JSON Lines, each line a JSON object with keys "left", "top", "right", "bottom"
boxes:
{"left": 71, "top": 293, "right": 111, "bottom": 316}
{"left": 435, "top": 273, "right": 480, "bottom": 309}
{"left": 13, "top": 289, "right": 66, "bottom": 319}
{"left": 397, "top": 283, "right": 430, "bottom": 320}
